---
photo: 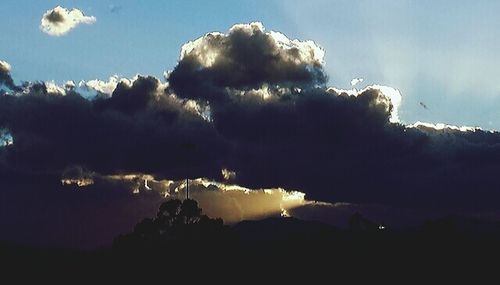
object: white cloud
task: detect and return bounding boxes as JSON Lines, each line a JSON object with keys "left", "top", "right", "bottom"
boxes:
{"left": 350, "top": 77, "right": 363, "bottom": 86}
{"left": 79, "top": 74, "right": 169, "bottom": 96}
{"left": 79, "top": 75, "right": 121, "bottom": 95}
{"left": 40, "top": 6, "right": 96, "bottom": 36}
{"left": 45, "top": 80, "right": 67, "bottom": 95}
{"left": 64, "top": 80, "right": 76, "bottom": 90}
{"left": 407, "top": 121, "right": 481, "bottom": 133}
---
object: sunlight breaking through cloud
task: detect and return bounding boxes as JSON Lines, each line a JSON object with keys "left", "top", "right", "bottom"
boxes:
{"left": 0, "top": 129, "right": 13, "bottom": 147}
{"left": 327, "top": 84, "right": 402, "bottom": 123}
{"left": 60, "top": 172, "right": 318, "bottom": 224}
{"left": 408, "top": 121, "right": 482, "bottom": 133}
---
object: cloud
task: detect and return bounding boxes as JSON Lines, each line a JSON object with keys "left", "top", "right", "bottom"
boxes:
{"left": 0, "top": 128, "right": 13, "bottom": 147}
{"left": 408, "top": 121, "right": 480, "bottom": 133}
{"left": 328, "top": 84, "right": 402, "bottom": 123}
{"left": 167, "top": 23, "right": 500, "bottom": 213}
{"left": 4, "top": 23, "right": 500, "bottom": 249}
{"left": 350, "top": 78, "right": 364, "bottom": 86}
{"left": 40, "top": 6, "right": 96, "bottom": 36}
{"left": 44, "top": 80, "right": 68, "bottom": 95}
{"left": 0, "top": 75, "right": 224, "bottom": 180}
{"left": 0, "top": 60, "right": 21, "bottom": 92}
{"left": 169, "top": 22, "right": 327, "bottom": 101}
{"left": 79, "top": 75, "right": 127, "bottom": 96}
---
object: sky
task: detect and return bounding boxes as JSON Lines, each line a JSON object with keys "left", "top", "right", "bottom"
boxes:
{"left": 1, "top": 0, "right": 500, "bottom": 129}
{"left": 3, "top": 1, "right": 500, "bottom": 248}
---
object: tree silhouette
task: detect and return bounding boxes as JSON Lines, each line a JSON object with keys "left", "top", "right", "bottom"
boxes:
{"left": 180, "top": 199, "right": 202, "bottom": 224}
{"left": 157, "top": 199, "right": 182, "bottom": 227}
{"left": 113, "top": 199, "right": 234, "bottom": 250}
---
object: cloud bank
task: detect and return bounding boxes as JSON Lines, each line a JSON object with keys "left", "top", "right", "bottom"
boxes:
{"left": 3, "top": 23, "right": 500, "bottom": 247}
{"left": 40, "top": 6, "right": 96, "bottom": 36}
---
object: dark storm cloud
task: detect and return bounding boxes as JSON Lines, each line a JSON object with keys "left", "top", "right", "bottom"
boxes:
{"left": 3, "top": 22, "right": 500, "bottom": 226}
{"left": 167, "top": 23, "right": 500, "bottom": 213}
{"left": 94, "top": 75, "right": 159, "bottom": 114}
{"left": 0, "top": 76, "right": 224, "bottom": 180}
{"left": 209, "top": 86, "right": 500, "bottom": 212}
{"left": 211, "top": 88, "right": 426, "bottom": 206}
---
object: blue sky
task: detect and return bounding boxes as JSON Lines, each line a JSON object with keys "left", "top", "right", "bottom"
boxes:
{"left": 1, "top": 0, "right": 500, "bottom": 129}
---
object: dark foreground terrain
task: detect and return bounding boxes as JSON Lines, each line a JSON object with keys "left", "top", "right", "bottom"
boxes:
{"left": 2, "top": 218, "right": 500, "bottom": 278}
{"left": 2, "top": 200, "right": 500, "bottom": 279}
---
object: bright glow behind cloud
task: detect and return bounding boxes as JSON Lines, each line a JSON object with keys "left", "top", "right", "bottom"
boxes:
{"left": 0, "top": 129, "right": 13, "bottom": 147}
{"left": 328, "top": 84, "right": 402, "bottom": 123}
{"left": 66, "top": 173, "right": 314, "bottom": 224}
{"left": 368, "top": 85, "right": 402, "bottom": 123}
{"left": 408, "top": 121, "right": 481, "bottom": 133}
{"left": 0, "top": 60, "right": 12, "bottom": 72}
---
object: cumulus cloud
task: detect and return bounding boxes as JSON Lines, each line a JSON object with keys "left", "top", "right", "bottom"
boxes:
{"left": 40, "top": 6, "right": 96, "bottom": 36}
{"left": 169, "top": 22, "right": 327, "bottom": 101}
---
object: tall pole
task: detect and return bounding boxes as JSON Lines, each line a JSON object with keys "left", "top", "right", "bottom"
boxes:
{"left": 186, "top": 178, "right": 189, "bottom": 200}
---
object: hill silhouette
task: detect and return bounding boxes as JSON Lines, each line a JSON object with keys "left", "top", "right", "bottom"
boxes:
{"left": 3, "top": 199, "right": 500, "bottom": 278}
